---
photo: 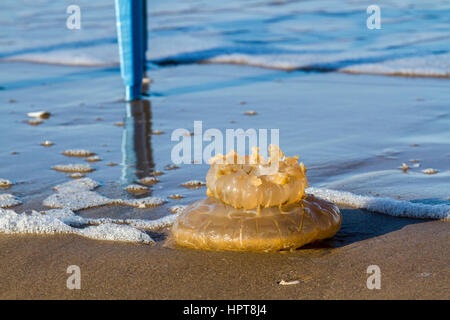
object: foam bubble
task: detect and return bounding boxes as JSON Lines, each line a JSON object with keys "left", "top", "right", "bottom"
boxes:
{"left": 52, "top": 164, "right": 94, "bottom": 173}
{"left": 139, "top": 177, "right": 160, "bottom": 185}
{"left": 85, "top": 156, "right": 101, "bottom": 162}
{"left": 0, "top": 194, "right": 22, "bottom": 208}
{"left": 53, "top": 178, "right": 100, "bottom": 192}
{"left": 422, "top": 168, "right": 439, "bottom": 175}
{"left": 307, "top": 187, "right": 450, "bottom": 220}
{"left": 181, "top": 180, "right": 205, "bottom": 188}
{"left": 124, "top": 184, "right": 149, "bottom": 194}
{"left": 169, "top": 205, "right": 187, "bottom": 214}
{"left": 62, "top": 149, "right": 95, "bottom": 157}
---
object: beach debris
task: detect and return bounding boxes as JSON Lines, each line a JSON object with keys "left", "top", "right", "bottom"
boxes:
{"left": 40, "top": 140, "right": 54, "bottom": 147}
{"left": 244, "top": 110, "right": 257, "bottom": 116}
{"left": 125, "top": 184, "right": 149, "bottom": 194}
{"left": 69, "top": 173, "right": 85, "bottom": 179}
{"left": 62, "top": 149, "right": 95, "bottom": 157}
{"left": 139, "top": 177, "right": 159, "bottom": 185}
{"left": 422, "top": 168, "right": 439, "bottom": 175}
{"left": 26, "top": 119, "right": 43, "bottom": 126}
{"left": 165, "top": 164, "right": 179, "bottom": 171}
{"left": 107, "top": 162, "right": 118, "bottom": 167}
{"left": 114, "top": 122, "right": 125, "bottom": 127}
{"left": 0, "top": 194, "right": 21, "bottom": 208}
{"left": 181, "top": 180, "right": 205, "bottom": 188}
{"left": 0, "top": 179, "right": 13, "bottom": 188}
{"left": 151, "top": 170, "right": 164, "bottom": 176}
{"left": 168, "top": 194, "right": 184, "bottom": 200}
{"left": 169, "top": 205, "right": 187, "bottom": 214}
{"left": 52, "top": 164, "right": 94, "bottom": 173}
{"left": 401, "top": 163, "right": 410, "bottom": 173}
{"left": 152, "top": 130, "right": 164, "bottom": 135}
{"left": 416, "top": 272, "right": 432, "bottom": 278}
{"left": 27, "top": 111, "right": 51, "bottom": 119}
{"left": 85, "top": 155, "right": 101, "bottom": 162}
{"left": 278, "top": 280, "right": 302, "bottom": 286}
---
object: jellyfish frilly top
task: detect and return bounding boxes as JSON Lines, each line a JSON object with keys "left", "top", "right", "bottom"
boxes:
{"left": 171, "top": 145, "right": 342, "bottom": 252}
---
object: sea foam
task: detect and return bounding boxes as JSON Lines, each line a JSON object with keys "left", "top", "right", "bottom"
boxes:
{"left": 43, "top": 178, "right": 166, "bottom": 211}
{"left": 307, "top": 187, "right": 450, "bottom": 220}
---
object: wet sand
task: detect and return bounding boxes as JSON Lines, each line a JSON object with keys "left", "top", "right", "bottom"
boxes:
{"left": 0, "top": 208, "right": 448, "bottom": 300}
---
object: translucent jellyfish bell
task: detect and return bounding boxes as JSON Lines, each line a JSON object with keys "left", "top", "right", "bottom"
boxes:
{"left": 171, "top": 146, "right": 342, "bottom": 252}
{"left": 172, "top": 195, "right": 341, "bottom": 252}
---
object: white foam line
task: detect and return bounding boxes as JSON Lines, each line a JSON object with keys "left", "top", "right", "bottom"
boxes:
{"left": 0, "top": 208, "right": 154, "bottom": 244}
{"left": 307, "top": 187, "right": 450, "bottom": 220}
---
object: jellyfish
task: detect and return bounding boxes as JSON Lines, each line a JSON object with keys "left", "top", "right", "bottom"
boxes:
{"left": 171, "top": 146, "right": 342, "bottom": 252}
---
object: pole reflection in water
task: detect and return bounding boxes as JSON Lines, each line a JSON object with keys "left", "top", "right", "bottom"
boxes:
{"left": 121, "top": 100, "right": 154, "bottom": 184}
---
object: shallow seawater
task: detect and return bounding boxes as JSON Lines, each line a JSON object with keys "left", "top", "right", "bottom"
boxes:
{"left": 0, "top": 0, "right": 449, "bottom": 230}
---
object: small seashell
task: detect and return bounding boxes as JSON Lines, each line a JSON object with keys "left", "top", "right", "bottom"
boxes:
{"left": 422, "top": 168, "right": 439, "bottom": 175}
{"left": 52, "top": 164, "right": 94, "bottom": 173}
{"left": 401, "top": 163, "right": 409, "bottom": 172}
{"left": 41, "top": 140, "right": 54, "bottom": 147}
{"left": 181, "top": 180, "right": 205, "bottom": 188}
{"left": 125, "top": 184, "right": 148, "bottom": 194}
{"left": 27, "top": 111, "right": 51, "bottom": 119}
{"left": 85, "top": 156, "right": 101, "bottom": 162}
{"left": 27, "top": 119, "right": 43, "bottom": 126}
{"left": 168, "top": 194, "right": 184, "bottom": 200}
{"left": 139, "top": 177, "right": 159, "bottom": 185}
{"left": 278, "top": 280, "right": 301, "bottom": 286}
{"left": 0, "top": 179, "right": 13, "bottom": 188}
{"left": 62, "top": 149, "right": 95, "bottom": 157}
{"left": 0, "top": 194, "right": 21, "bottom": 208}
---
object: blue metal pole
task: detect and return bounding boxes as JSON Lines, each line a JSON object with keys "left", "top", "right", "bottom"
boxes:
{"left": 114, "top": 0, "right": 146, "bottom": 101}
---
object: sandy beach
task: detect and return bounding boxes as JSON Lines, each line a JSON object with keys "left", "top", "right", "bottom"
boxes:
{"left": 1, "top": 0, "right": 449, "bottom": 301}
{"left": 0, "top": 207, "right": 448, "bottom": 300}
